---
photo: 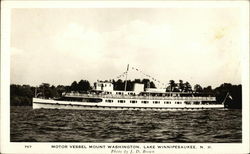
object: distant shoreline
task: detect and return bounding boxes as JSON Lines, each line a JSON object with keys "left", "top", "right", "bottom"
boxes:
{"left": 10, "top": 79, "right": 242, "bottom": 109}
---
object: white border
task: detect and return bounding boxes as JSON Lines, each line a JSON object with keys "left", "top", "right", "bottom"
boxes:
{"left": 1, "top": 1, "right": 249, "bottom": 154}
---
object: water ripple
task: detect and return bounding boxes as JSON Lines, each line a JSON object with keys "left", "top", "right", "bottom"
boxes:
{"left": 10, "top": 106, "right": 242, "bottom": 142}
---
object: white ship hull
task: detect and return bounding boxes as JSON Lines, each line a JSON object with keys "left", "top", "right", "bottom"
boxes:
{"left": 33, "top": 98, "right": 224, "bottom": 111}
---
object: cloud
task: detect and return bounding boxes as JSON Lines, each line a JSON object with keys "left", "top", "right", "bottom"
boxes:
{"left": 107, "top": 20, "right": 172, "bottom": 49}
{"left": 52, "top": 22, "right": 105, "bottom": 61}
{"left": 10, "top": 8, "right": 243, "bottom": 87}
{"left": 50, "top": 20, "right": 174, "bottom": 70}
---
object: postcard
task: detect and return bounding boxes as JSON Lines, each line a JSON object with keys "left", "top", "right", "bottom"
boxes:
{"left": 1, "top": 1, "right": 249, "bottom": 154}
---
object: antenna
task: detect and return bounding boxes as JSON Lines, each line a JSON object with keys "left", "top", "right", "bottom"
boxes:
{"left": 124, "top": 64, "right": 129, "bottom": 91}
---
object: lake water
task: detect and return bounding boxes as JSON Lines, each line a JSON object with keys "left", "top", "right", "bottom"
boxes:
{"left": 10, "top": 106, "right": 242, "bottom": 142}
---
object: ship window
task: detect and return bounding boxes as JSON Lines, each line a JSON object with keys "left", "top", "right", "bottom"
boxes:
{"left": 141, "top": 101, "right": 149, "bottom": 104}
{"left": 118, "top": 100, "right": 125, "bottom": 103}
{"left": 175, "top": 102, "right": 182, "bottom": 104}
{"left": 202, "top": 101, "right": 209, "bottom": 105}
{"left": 130, "top": 100, "right": 137, "bottom": 103}
{"left": 164, "top": 101, "right": 171, "bottom": 104}
{"left": 184, "top": 101, "right": 191, "bottom": 105}
{"left": 105, "top": 99, "right": 113, "bottom": 103}
{"left": 193, "top": 101, "right": 200, "bottom": 105}
{"left": 153, "top": 101, "right": 160, "bottom": 104}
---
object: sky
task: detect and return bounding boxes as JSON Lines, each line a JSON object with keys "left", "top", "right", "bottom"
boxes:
{"left": 10, "top": 8, "right": 244, "bottom": 88}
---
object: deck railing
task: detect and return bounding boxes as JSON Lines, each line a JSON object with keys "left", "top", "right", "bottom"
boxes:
{"left": 64, "top": 93, "right": 216, "bottom": 101}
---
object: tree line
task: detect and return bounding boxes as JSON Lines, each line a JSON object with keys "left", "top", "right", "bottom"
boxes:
{"left": 10, "top": 79, "right": 242, "bottom": 109}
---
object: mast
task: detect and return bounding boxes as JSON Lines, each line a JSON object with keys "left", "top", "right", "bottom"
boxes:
{"left": 124, "top": 64, "right": 129, "bottom": 91}
{"left": 222, "top": 92, "right": 229, "bottom": 104}
{"left": 35, "top": 87, "right": 37, "bottom": 98}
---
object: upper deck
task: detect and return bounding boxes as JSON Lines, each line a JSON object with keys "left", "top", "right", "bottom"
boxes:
{"left": 63, "top": 80, "right": 216, "bottom": 101}
{"left": 64, "top": 92, "right": 216, "bottom": 101}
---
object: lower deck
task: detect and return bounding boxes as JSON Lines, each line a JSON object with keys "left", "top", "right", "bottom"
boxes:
{"left": 33, "top": 98, "right": 224, "bottom": 110}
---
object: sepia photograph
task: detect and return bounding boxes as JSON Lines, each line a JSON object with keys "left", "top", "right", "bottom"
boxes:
{"left": 1, "top": 1, "right": 249, "bottom": 154}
